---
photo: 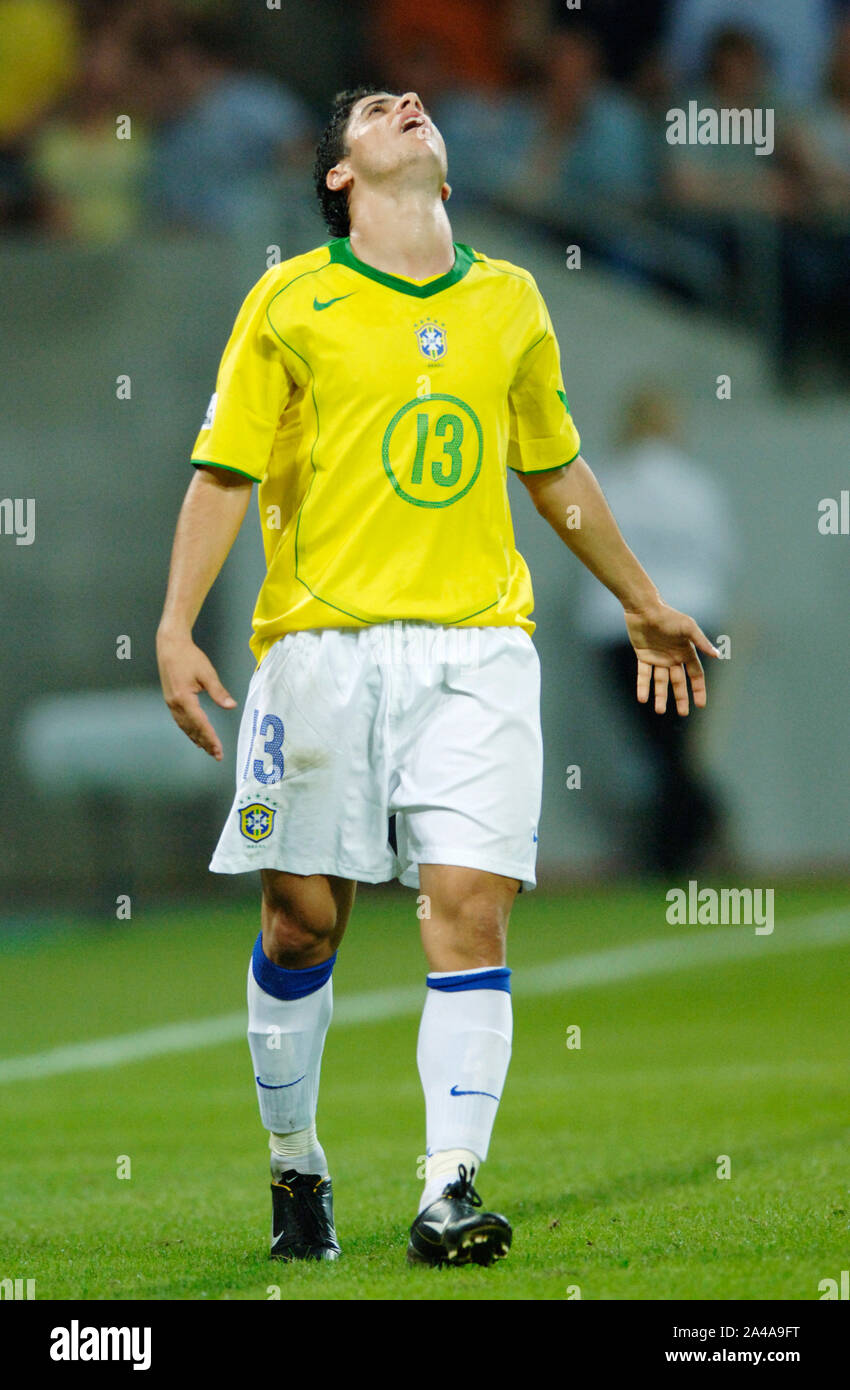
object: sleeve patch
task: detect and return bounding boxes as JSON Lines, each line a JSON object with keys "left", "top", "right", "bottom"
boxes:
{"left": 202, "top": 392, "right": 218, "bottom": 430}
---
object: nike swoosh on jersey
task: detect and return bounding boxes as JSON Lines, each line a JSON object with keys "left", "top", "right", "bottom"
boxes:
{"left": 255, "top": 1074, "right": 306, "bottom": 1089}
{"left": 450, "top": 1084, "right": 500, "bottom": 1101}
{"left": 313, "top": 293, "right": 356, "bottom": 311}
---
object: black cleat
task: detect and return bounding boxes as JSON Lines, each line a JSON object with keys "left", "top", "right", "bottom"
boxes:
{"left": 406, "top": 1164, "right": 511, "bottom": 1267}
{"left": 270, "top": 1169, "right": 341, "bottom": 1261}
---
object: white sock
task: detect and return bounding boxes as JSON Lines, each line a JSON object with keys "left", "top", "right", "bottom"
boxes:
{"left": 246, "top": 934, "right": 335, "bottom": 1175}
{"left": 270, "top": 1122, "right": 328, "bottom": 1180}
{"left": 416, "top": 965, "right": 512, "bottom": 1212}
{"left": 420, "top": 1147, "right": 481, "bottom": 1212}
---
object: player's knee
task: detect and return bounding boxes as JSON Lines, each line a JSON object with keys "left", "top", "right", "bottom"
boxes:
{"left": 262, "top": 907, "right": 336, "bottom": 968}
{"left": 261, "top": 878, "right": 339, "bottom": 968}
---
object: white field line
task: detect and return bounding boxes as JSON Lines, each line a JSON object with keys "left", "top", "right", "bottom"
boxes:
{"left": 0, "top": 907, "right": 847, "bottom": 1085}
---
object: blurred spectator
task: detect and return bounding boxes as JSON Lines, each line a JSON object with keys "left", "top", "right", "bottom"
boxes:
{"left": 372, "top": 0, "right": 519, "bottom": 92}
{"left": 0, "top": 0, "right": 79, "bottom": 229}
{"left": 144, "top": 13, "right": 314, "bottom": 236}
{"left": 778, "top": 18, "right": 850, "bottom": 380}
{"left": 550, "top": 0, "right": 671, "bottom": 87}
{"left": 660, "top": 25, "right": 802, "bottom": 334}
{"left": 27, "top": 12, "right": 150, "bottom": 241}
{"left": 664, "top": 27, "right": 794, "bottom": 219}
{"left": 791, "top": 18, "right": 850, "bottom": 219}
{"left": 508, "top": 28, "right": 653, "bottom": 209}
{"left": 577, "top": 384, "right": 735, "bottom": 875}
{"left": 0, "top": 0, "right": 78, "bottom": 142}
{"left": 665, "top": 0, "right": 834, "bottom": 101}
{"left": 436, "top": 27, "right": 652, "bottom": 226}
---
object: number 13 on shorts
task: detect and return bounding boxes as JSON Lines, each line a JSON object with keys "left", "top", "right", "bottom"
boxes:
{"left": 241, "top": 708, "right": 285, "bottom": 785}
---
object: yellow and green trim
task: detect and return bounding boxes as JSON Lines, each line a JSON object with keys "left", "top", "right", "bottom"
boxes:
{"left": 508, "top": 447, "right": 581, "bottom": 475}
{"left": 192, "top": 458, "right": 260, "bottom": 482}
{"left": 326, "top": 237, "right": 477, "bottom": 297}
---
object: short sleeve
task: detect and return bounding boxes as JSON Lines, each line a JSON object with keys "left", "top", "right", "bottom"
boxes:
{"left": 191, "top": 272, "right": 294, "bottom": 483}
{"left": 507, "top": 289, "right": 581, "bottom": 475}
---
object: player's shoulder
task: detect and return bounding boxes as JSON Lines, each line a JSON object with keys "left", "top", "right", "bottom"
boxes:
{"left": 247, "top": 244, "right": 335, "bottom": 306}
{"left": 467, "top": 246, "right": 543, "bottom": 299}
{"left": 466, "top": 247, "right": 549, "bottom": 329}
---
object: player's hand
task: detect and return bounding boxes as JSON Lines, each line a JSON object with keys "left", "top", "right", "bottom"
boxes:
{"left": 623, "top": 600, "right": 720, "bottom": 715}
{"left": 156, "top": 630, "right": 236, "bottom": 760}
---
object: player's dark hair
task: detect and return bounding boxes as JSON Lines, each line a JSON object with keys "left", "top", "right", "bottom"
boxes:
{"left": 314, "top": 85, "right": 389, "bottom": 239}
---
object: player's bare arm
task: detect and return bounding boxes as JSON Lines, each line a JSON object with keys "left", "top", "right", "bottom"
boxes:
{"left": 156, "top": 465, "right": 252, "bottom": 759}
{"left": 520, "top": 454, "right": 720, "bottom": 715}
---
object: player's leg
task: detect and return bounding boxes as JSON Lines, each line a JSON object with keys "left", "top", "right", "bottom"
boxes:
{"left": 248, "top": 870, "right": 356, "bottom": 1261}
{"left": 408, "top": 863, "right": 518, "bottom": 1265}
{"left": 392, "top": 624, "right": 541, "bottom": 1264}
{"left": 209, "top": 626, "right": 395, "bottom": 1259}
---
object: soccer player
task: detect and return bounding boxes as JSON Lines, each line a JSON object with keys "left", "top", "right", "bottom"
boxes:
{"left": 156, "top": 87, "right": 718, "bottom": 1268}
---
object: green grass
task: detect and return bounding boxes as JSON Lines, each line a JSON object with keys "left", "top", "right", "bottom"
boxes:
{"left": 1, "top": 880, "right": 848, "bottom": 1300}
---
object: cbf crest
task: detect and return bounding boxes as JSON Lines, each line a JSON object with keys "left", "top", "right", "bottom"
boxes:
{"left": 239, "top": 803, "right": 276, "bottom": 842}
{"left": 414, "top": 318, "right": 447, "bottom": 361}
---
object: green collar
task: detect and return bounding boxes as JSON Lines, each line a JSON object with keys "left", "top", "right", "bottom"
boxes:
{"left": 327, "top": 237, "right": 476, "bottom": 297}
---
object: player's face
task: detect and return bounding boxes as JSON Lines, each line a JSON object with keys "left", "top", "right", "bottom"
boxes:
{"left": 339, "top": 91, "right": 448, "bottom": 188}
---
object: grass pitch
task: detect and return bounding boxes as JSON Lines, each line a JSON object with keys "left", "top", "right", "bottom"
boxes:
{"left": 1, "top": 880, "right": 848, "bottom": 1301}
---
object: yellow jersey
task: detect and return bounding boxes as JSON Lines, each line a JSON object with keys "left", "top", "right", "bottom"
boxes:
{"left": 191, "top": 237, "right": 581, "bottom": 662}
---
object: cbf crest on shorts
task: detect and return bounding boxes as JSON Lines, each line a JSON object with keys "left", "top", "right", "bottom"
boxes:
{"left": 414, "top": 318, "right": 447, "bottom": 361}
{"left": 239, "top": 803, "right": 276, "bottom": 842}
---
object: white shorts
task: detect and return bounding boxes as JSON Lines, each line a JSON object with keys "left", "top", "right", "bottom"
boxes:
{"left": 210, "top": 622, "right": 543, "bottom": 891}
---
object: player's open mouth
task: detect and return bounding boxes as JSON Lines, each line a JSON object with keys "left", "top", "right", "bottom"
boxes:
{"left": 400, "top": 114, "right": 429, "bottom": 135}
